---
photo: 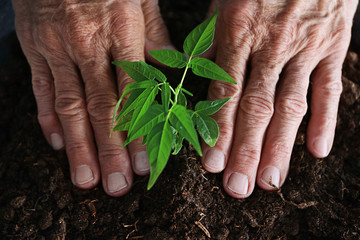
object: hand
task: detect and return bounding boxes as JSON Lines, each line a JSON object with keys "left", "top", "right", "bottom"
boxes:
{"left": 202, "top": 0, "right": 358, "bottom": 198}
{"left": 12, "top": 0, "right": 173, "bottom": 196}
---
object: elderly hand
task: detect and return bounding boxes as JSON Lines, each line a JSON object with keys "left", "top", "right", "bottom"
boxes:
{"left": 202, "top": 0, "right": 358, "bottom": 198}
{"left": 12, "top": 0, "right": 173, "bottom": 196}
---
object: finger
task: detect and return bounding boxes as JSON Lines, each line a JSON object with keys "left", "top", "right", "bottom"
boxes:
{"left": 78, "top": 51, "right": 133, "bottom": 197}
{"left": 28, "top": 51, "right": 64, "bottom": 150}
{"left": 49, "top": 55, "right": 100, "bottom": 190}
{"left": 221, "top": 4, "right": 311, "bottom": 198}
{"left": 142, "top": 0, "right": 176, "bottom": 60}
{"left": 111, "top": 1, "right": 149, "bottom": 177}
{"left": 201, "top": 2, "right": 253, "bottom": 173}
{"left": 222, "top": 63, "right": 279, "bottom": 198}
{"left": 256, "top": 56, "right": 312, "bottom": 191}
{"left": 307, "top": 54, "right": 344, "bottom": 158}
{"left": 222, "top": 41, "right": 299, "bottom": 197}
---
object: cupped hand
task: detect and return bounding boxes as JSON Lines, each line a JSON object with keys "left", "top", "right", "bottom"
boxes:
{"left": 12, "top": 0, "right": 173, "bottom": 196}
{"left": 202, "top": 0, "right": 358, "bottom": 198}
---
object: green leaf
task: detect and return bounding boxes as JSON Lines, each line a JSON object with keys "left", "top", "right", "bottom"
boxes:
{"left": 139, "top": 60, "right": 167, "bottom": 83}
{"left": 195, "top": 97, "right": 231, "bottom": 116}
{"left": 113, "top": 110, "right": 133, "bottom": 132}
{"left": 171, "top": 127, "right": 177, "bottom": 149}
{"left": 194, "top": 113, "right": 219, "bottom": 147}
{"left": 113, "top": 80, "right": 157, "bottom": 128}
{"left": 113, "top": 61, "right": 153, "bottom": 82}
{"left": 173, "top": 134, "right": 184, "bottom": 155}
{"left": 189, "top": 57, "right": 237, "bottom": 84}
{"left": 113, "top": 60, "right": 166, "bottom": 83}
{"left": 178, "top": 91, "right": 187, "bottom": 107}
{"left": 125, "top": 104, "right": 165, "bottom": 144}
{"left": 187, "top": 109, "right": 195, "bottom": 118}
{"left": 142, "top": 134, "right": 148, "bottom": 146}
{"left": 170, "top": 127, "right": 184, "bottom": 155}
{"left": 117, "top": 88, "right": 148, "bottom": 121}
{"left": 169, "top": 105, "right": 202, "bottom": 156}
{"left": 147, "top": 121, "right": 173, "bottom": 190}
{"left": 110, "top": 97, "right": 123, "bottom": 137}
{"left": 149, "top": 49, "right": 188, "bottom": 68}
{"left": 181, "top": 88, "right": 193, "bottom": 96}
{"left": 183, "top": 9, "right": 218, "bottom": 57}
{"left": 161, "top": 83, "right": 171, "bottom": 110}
{"left": 128, "top": 86, "right": 159, "bottom": 136}
{"left": 122, "top": 79, "right": 159, "bottom": 98}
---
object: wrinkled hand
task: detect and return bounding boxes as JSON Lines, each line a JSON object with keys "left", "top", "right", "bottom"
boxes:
{"left": 202, "top": 0, "right": 358, "bottom": 198}
{"left": 13, "top": 0, "right": 173, "bottom": 196}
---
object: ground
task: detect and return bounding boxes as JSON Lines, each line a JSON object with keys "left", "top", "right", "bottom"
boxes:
{"left": 1, "top": 1, "right": 359, "bottom": 239}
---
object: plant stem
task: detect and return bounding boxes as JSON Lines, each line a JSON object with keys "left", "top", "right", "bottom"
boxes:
{"left": 174, "top": 57, "right": 192, "bottom": 105}
{"left": 164, "top": 57, "right": 192, "bottom": 124}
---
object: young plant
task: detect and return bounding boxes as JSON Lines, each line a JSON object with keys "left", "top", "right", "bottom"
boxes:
{"left": 111, "top": 10, "right": 236, "bottom": 190}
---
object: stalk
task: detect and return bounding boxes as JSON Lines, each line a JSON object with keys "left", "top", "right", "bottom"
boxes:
{"left": 173, "top": 57, "right": 192, "bottom": 106}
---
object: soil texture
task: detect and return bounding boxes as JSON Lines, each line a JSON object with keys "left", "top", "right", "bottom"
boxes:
{"left": 1, "top": 1, "right": 360, "bottom": 239}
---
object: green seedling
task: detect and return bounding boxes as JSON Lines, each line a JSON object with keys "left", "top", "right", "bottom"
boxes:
{"left": 111, "top": 10, "right": 236, "bottom": 190}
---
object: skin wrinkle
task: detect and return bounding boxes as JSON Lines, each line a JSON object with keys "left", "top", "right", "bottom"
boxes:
{"left": 86, "top": 94, "right": 118, "bottom": 124}
{"left": 12, "top": 0, "right": 358, "bottom": 198}
{"left": 276, "top": 94, "right": 308, "bottom": 119}
{"left": 268, "top": 142, "right": 292, "bottom": 161}
{"left": 13, "top": 0, "right": 173, "bottom": 197}
{"left": 199, "top": 0, "right": 358, "bottom": 198}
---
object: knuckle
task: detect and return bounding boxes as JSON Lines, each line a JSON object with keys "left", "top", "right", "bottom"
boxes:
{"left": 208, "top": 81, "right": 241, "bottom": 99}
{"left": 32, "top": 77, "right": 52, "bottom": 97}
{"left": 87, "top": 93, "right": 117, "bottom": 124}
{"left": 240, "top": 92, "right": 274, "bottom": 121}
{"left": 77, "top": 56, "right": 99, "bottom": 69}
{"left": 233, "top": 143, "right": 261, "bottom": 168}
{"left": 319, "top": 116, "right": 336, "bottom": 128}
{"left": 276, "top": 93, "right": 307, "bottom": 118}
{"left": 55, "top": 93, "right": 86, "bottom": 119}
{"left": 318, "top": 78, "right": 343, "bottom": 97}
{"left": 272, "top": 21, "right": 297, "bottom": 49}
{"left": 66, "top": 141, "right": 91, "bottom": 158}
{"left": 68, "top": 30, "right": 104, "bottom": 61}
{"left": 34, "top": 23, "right": 60, "bottom": 52}
{"left": 98, "top": 144, "right": 125, "bottom": 164}
{"left": 268, "top": 142, "right": 292, "bottom": 161}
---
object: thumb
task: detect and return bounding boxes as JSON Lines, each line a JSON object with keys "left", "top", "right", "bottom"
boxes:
{"left": 142, "top": 0, "right": 176, "bottom": 61}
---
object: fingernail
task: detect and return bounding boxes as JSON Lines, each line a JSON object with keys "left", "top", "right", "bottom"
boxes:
{"left": 203, "top": 149, "right": 225, "bottom": 172}
{"left": 227, "top": 172, "right": 248, "bottom": 195}
{"left": 50, "top": 133, "right": 64, "bottom": 150}
{"left": 260, "top": 166, "right": 280, "bottom": 189}
{"left": 75, "top": 165, "right": 94, "bottom": 185}
{"left": 107, "top": 172, "right": 128, "bottom": 193}
{"left": 313, "top": 137, "right": 329, "bottom": 157}
{"left": 134, "top": 151, "right": 150, "bottom": 172}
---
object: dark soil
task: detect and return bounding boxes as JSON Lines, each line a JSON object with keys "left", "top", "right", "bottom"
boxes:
{"left": 1, "top": 1, "right": 360, "bottom": 239}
